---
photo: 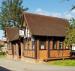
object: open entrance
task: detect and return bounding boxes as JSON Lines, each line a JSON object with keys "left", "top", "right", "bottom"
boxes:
{"left": 18, "top": 43, "right": 21, "bottom": 58}
{"left": 12, "top": 44, "right": 14, "bottom": 57}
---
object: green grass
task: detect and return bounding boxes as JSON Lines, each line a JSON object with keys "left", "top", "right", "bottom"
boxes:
{"left": 0, "top": 52, "right": 6, "bottom": 59}
{"left": 47, "top": 60, "right": 75, "bottom": 66}
{"left": 0, "top": 55, "right": 6, "bottom": 58}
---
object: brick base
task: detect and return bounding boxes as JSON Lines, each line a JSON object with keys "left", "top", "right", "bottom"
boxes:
{"left": 7, "top": 54, "right": 44, "bottom": 63}
{"left": 21, "top": 57, "right": 44, "bottom": 63}
{"left": 6, "top": 54, "right": 13, "bottom": 60}
{"left": 13, "top": 55, "right": 20, "bottom": 60}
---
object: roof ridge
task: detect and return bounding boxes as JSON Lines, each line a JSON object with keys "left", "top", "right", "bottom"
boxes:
{"left": 24, "top": 12, "right": 67, "bottom": 21}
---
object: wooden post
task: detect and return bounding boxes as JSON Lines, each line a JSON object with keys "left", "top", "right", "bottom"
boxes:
{"left": 57, "top": 40, "right": 59, "bottom": 49}
{"left": 36, "top": 39, "right": 39, "bottom": 59}
{"left": 62, "top": 41, "right": 65, "bottom": 59}
{"left": 13, "top": 43, "right": 18, "bottom": 60}
{"left": 50, "top": 40, "right": 53, "bottom": 50}
{"left": 21, "top": 42, "right": 24, "bottom": 58}
{"left": 16, "top": 43, "right": 19, "bottom": 59}
{"left": 57, "top": 40, "right": 60, "bottom": 58}
{"left": 46, "top": 40, "right": 49, "bottom": 59}
{"left": 49, "top": 40, "right": 53, "bottom": 58}
{"left": 14, "top": 44, "right": 16, "bottom": 56}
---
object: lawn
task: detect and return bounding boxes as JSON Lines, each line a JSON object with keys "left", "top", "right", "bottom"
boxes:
{"left": 0, "top": 52, "right": 6, "bottom": 59}
{"left": 0, "top": 55, "right": 6, "bottom": 59}
{"left": 47, "top": 60, "right": 75, "bottom": 66}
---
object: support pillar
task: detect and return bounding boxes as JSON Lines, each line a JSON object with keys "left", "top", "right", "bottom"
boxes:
{"left": 57, "top": 40, "right": 60, "bottom": 57}
{"left": 46, "top": 40, "right": 49, "bottom": 59}
{"left": 62, "top": 41, "right": 65, "bottom": 58}
{"left": 21, "top": 42, "right": 24, "bottom": 59}
{"left": 50, "top": 40, "right": 53, "bottom": 50}
{"left": 36, "top": 39, "right": 39, "bottom": 60}
{"left": 15, "top": 43, "right": 19, "bottom": 60}
{"left": 49, "top": 40, "right": 53, "bottom": 58}
{"left": 57, "top": 40, "right": 59, "bottom": 49}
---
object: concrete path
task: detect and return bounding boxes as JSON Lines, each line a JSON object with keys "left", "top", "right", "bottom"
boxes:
{"left": 0, "top": 58, "right": 75, "bottom": 71}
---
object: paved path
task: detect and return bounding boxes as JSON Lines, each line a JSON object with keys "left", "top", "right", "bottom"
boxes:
{"left": 0, "top": 58, "right": 75, "bottom": 71}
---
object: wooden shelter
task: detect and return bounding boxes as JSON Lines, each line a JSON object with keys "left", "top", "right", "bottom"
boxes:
{"left": 6, "top": 12, "right": 71, "bottom": 61}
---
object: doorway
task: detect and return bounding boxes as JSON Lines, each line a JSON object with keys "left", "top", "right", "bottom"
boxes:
{"left": 18, "top": 43, "right": 21, "bottom": 58}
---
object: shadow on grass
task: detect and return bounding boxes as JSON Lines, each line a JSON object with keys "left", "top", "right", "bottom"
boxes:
{"left": 0, "top": 66, "right": 11, "bottom": 71}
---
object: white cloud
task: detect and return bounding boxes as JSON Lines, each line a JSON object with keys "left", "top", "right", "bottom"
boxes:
{"left": 50, "top": 12, "right": 62, "bottom": 18}
{"left": 64, "top": 14, "right": 73, "bottom": 19}
{"left": 34, "top": 8, "right": 75, "bottom": 20}
{"left": 34, "top": 8, "right": 50, "bottom": 16}
{"left": 71, "top": 9, "right": 75, "bottom": 13}
{"left": 49, "top": 12, "right": 73, "bottom": 20}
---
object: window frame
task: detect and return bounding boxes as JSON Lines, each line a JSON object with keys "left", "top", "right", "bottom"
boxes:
{"left": 53, "top": 40, "right": 57, "bottom": 50}
{"left": 59, "top": 41, "right": 63, "bottom": 49}
{"left": 40, "top": 40, "right": 46, "bottom": 50}
{"left": 32, "top": 41, "right": 35, "bottom": 50}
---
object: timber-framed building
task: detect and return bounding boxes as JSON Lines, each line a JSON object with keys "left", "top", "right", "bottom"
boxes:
{"left": 6, "top": 12, "right": 70, "bottom": 61}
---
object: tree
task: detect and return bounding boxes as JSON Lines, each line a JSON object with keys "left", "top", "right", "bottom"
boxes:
{"left": 62, "top": 0, "right": 75, "bottom": 46}
{"left": 0, "top": 0, "right": 28, "bottom": 30}
{"left": 65, "top": 18, "right": 75, "bottom": 46}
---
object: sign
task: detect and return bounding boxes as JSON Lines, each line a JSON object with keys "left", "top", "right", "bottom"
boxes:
{"left": 19, "top": 29, "right": 24, "bottom": 37}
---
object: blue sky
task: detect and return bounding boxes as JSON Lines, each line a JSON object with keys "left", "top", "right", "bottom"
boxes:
{"left": 0, "top": 0, "right": 75, "bottom": 39}
{"left": 23, "top": 0, "right": 73, "bottom": 13}
{"left": 23, "top": 0, "right": 75, "bottom": 19}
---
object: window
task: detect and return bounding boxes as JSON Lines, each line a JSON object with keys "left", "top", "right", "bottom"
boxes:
{"left": 40, "top": 41, "right": 46, "bottom": 50}
{"left": 19, "top": 29, "right": 24, "bottom": 37}
{"left": 53, "top": 41, "right": 56, "bottom": 49}
{"left": 59, "top": 41, "right": 63, "bottom": 49}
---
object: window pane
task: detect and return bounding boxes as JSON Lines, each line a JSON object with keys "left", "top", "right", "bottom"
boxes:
{"left": 32, "top": 41, "right": 35, "bottom": 50}
{"left": 40, "top": 41, "right": 45, "bottom": 50}
{"left": 59, "top": 42, "right": 63, "bottom": 49}
{"left": 53, "top": 41, "right": 56, "bottom": 49}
